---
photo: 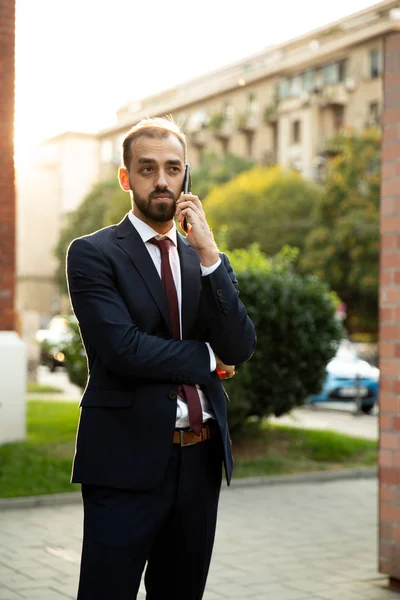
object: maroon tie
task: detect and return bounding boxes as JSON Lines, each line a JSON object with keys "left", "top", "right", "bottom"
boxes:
{"left": 152, "top": 237, "right": 203, "bottom": 435}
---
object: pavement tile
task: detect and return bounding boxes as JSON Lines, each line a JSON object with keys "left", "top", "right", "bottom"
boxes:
{"left": 0, "top": 589, "right": 24, "bottom": 600}
{"left": 0, "top": 478, "right": 397, "bottom": 599}
{"left": 203, "top": 591, "right": 227, "bottom": 600}
{"left": 17, "top": 591, "right": 73, "bottom": 600}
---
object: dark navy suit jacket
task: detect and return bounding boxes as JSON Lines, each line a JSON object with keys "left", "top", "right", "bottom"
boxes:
{"left": 66, "top": 213, "right": 256, "bottom": 490}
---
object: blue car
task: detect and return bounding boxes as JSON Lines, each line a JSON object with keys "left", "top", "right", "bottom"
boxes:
{"left": 308, "top": 340, "right": 379, "bottom": 414}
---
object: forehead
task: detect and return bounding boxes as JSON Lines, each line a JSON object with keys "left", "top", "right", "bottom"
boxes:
{"left": 130, "top": 133, "right": 185, "bottom": 163}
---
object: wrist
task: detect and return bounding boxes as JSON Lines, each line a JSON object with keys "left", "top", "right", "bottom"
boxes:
{"left": 198, "top": 248, "right": 220, "bottom": 267}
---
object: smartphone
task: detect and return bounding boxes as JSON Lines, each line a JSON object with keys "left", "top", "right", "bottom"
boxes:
{"left": 181, "top": 163, "right": 191, "bottom": 232}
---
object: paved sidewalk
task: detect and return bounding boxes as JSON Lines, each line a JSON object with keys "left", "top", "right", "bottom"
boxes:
{"left": 268, "top": 403, "right": 378, "bottom": 441}
{"left": 0, "top": 478, "right": 398, "bottom": 600}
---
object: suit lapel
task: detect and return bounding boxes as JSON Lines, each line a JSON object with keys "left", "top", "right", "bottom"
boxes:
{"left": 177, "top": 234, "right": 201, "bottom": 339}
{"left": 115, "top": 214, "right": 172, "bottom": 334}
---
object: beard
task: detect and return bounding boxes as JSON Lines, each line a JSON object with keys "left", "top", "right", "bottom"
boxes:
{"left": 132, "top": 187, "right": 177, "bottom": 223}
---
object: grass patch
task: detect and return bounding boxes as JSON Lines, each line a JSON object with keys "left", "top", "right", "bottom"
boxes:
{"left": 27, "top": 382, "right": 63, "bottom": 394}
{"left": 232, "top": 422, "right": 377, "bottom": 478}
{"left": 0, "top": 401, "right": 80, "bottom": 498}
{"left": 0, "top": 402, "right": 377, "bottom": 498}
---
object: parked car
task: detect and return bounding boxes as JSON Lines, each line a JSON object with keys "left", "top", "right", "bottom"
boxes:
{"left": 308, "top": 340, "right": 379, "bottom": 414}
{"left": 35, "top": 315, "right": 74, "bottom": 371}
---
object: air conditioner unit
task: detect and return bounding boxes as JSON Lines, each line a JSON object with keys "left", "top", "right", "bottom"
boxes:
{"left": 299, "top": 92, "right": 310, "bottom": 105}
{"left": 345, "top": 78, "right": 356, "bottom": 92}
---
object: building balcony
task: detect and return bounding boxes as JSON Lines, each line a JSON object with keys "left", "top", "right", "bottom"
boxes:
{"left": 237, "top": 112, "right": 258, "bottom": 133}
{"left": 317, "top": 81, "right": 354, "bottom": 107}
{"left": 208, "top": 113, "right": 234, "bottom": 139}
{"left": 263, "top": 102, "right": 279, "bottom": 124}
{"left": 188, "top": 128, "right": 208, "bottom": 147}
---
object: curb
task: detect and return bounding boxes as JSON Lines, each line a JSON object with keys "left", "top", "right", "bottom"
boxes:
{"left": 228, "top": 466, "right": 377, "bottom": 488}
{"left": 0, "top": 467, "right": 377, "bottom": 510}
{"left": 0, "top": 491, "right": 82, "bottom": 510}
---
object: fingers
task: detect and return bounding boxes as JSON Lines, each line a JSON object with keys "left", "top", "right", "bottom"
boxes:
{"left": 177, "top": 197, "right": 208, "bottom": 237}
{"left": 224, "top": 366, "right": 236, "bottom": 379}
{"left": 216, "top": 357, "right": 236, "bottom": 379}
{"left": 176, "top": 194, "right": 204, "bottom": 217}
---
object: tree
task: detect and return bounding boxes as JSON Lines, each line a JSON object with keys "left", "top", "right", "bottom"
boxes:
{"left": 191, "top": 151, "right": 255, "bottom": 200}
{"left": 54, "top": 179, "right": 129, "bottom": 294}
{"left": 58, "top": 243, "right": 343, "bottom": 439}
{"left": 204, "top": 165, "right": 321, "bottom": 257}
{"left": 301, "top": 128, "right": 380, "bottom": 335}
{"left": 224, "top": 245, "right": 343, "bottom": 436}
{"left": 54, "top": 151, "right": 255, "bottom": 295}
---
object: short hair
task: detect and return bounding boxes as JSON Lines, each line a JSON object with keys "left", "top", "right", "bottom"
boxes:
{"left": 122, "top": 116, "right": 187, "bottom": 169}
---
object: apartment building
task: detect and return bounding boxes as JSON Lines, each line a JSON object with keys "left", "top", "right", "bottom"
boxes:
{"left": 98, "top": 0, "right": 398, "bottom": 180}
{"left": 16, "top": 132, "right": 99, "bottom": 322}
{"left": 17, "top": 0, "right": 399, "bottom": 320}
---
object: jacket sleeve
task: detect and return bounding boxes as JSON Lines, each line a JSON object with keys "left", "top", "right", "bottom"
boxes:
{"left": 67, "top": 237, "right": 211, "bottom": 383}
{"left": 199, "top": 253, "right": 256, "bottom": 366}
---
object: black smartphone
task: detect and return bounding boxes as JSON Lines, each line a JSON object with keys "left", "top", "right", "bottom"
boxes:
{"left": 182, "top": 163, "right": 191, "bottom": 232}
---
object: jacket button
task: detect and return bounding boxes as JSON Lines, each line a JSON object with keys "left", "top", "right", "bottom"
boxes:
{"left": 217, "top": 289, "right": 223, "bottom": 296}
{"left": 168, "top": 390, "right": 178, "bottom": 400}
{"left": 222, "top": 308, "right": 229, "bottom": 314}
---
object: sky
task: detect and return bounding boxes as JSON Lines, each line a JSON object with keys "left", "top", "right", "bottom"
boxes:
{"left": 15, "top": 0, "right": 380, "bottom": 162}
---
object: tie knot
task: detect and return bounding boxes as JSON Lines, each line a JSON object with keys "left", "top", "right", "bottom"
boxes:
{"left": 151, "top": 237, "right": 173, "bottom": 255}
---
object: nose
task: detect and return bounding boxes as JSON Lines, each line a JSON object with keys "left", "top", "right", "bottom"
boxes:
{"left": 155, "top": 170, "right": 168, "bottom": 189}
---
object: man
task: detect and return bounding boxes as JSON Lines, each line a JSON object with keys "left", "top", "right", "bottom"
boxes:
{"left": 67, "top": 117, "right": 256, "bottom": 600}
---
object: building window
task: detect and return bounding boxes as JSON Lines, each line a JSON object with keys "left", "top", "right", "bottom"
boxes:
{"left": 290, "top": 75, "right": 303, "bottom": 96}
{"left": 338, "top": 60, "right": 347, "bottom": 82}
{"left": 333, "top": 105, "right": 345, "bottom": 133}
{"left": 303, "top": 69, "right": 315, "bottom": 92}
{"left": 246, "top": 132, "right": 254, "bottom": 156}
{"left": 292, "top": 120, "right": 301, "bottom": 144}
{"left": 279, "top": 78, "right": 290, "bottom": 99}
{"left": 368, "top": 101, "right": 380, "bottom": 125}
{"left": 224, "top": 102, "right": 234, "bottom": 119}
{"left": 247, "top": 94, "right": 258, "bottom": 115}
{"left": 370, "top": 49, "right": 381, "bottom": 78}
{"left": 186, "top": 110, "right": 208, "bottom": 133}
{"left": 322, "top": 62, "right": 339, "bottom": 85}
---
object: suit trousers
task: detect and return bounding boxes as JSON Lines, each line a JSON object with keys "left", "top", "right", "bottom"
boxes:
{"left": 77, "top": 434, "right": 223, "bottom": 600}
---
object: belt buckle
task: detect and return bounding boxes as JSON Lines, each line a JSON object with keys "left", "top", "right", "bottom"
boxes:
{"left": 180, "top": 429, "right": 197, "bottom": 447}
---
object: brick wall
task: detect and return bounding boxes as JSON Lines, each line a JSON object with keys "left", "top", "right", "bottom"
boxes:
{"left": 379, "top": 31, "right": 400, "bottom": 584}
{"left": 0, "top": 0, "right": 16, "bottom": 331}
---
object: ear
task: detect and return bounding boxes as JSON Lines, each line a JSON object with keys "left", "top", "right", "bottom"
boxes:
{"left": 118, "top": 167, "right": 131, "bottom": 192}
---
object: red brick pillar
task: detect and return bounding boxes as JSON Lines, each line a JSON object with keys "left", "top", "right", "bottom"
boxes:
{"left": 0, "top": 0, "right": 16, "bottom": 332}
{"left": 379, "top": 31, "right": 400, "bottom": 585}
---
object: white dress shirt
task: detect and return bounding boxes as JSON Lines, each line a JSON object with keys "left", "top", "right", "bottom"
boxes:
{"left": 128, "top": 212, "right": 220, "bottom": 427}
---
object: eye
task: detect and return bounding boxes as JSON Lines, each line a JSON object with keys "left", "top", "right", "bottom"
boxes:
{"left": 169, "top": 166, "right": 180, "bottom": 173}
{"left": 141, "top": 167, "right": 153, "bottom": 174}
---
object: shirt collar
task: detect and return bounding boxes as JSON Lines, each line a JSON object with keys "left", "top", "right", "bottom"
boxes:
{"left": 128, "top": 211, "right": 177, "bottom": 246}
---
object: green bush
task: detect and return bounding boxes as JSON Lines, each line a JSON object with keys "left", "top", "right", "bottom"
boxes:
{"left": 60, "top": 320, "right": 88, "bottom": 390}
{"left": 60, "top": 246, "right": 343, "bottom": 439}
{"left": 224, "top": 245, "right": 343, "bottom": 436}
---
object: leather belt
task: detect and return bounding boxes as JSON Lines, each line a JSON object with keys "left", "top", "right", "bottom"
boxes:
{"left": 173, "top": 421, "right": 217, "bottom": 447}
